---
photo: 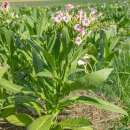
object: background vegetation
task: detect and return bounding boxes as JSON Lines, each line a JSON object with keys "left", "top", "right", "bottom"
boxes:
{"left": 0, "top": 0, "right": 130, "bottom": 130}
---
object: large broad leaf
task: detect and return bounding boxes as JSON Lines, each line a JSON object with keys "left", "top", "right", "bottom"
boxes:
{"left": 27, "top": 115, "right": 55, "bottom": 130}
{"left": 86, "top": 68, "right": 113, "bottom": 86}
{"left": 0, "top": 78, "right": 22, "bottom": 93}
{"left": 6, "top": 113, "right": 33, "bottom": 127}
{"left": 59, "top": 117, "right": 91, "bottom": 129}
{"left": 64, "top": 68, "right": 113, "bottom": 94}
{"left": 59, "top": 96, "right": 128, "bottom": 116}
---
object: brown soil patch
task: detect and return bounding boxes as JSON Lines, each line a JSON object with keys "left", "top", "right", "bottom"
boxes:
{"left": 0, "top": 91, "right": 123, "bottom": 130}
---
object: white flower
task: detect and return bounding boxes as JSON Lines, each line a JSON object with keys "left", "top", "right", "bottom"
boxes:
{"left": 75, "top": 36, "right": 82, "bottom": 45}
{"left": 65, "top": 3, "right": 74, "bottom": 10}
{"left": 63, "top": 15, "right": 71, "bottom": 23}
{"left": 74, "top": 24, "right": 82, "bottom": 32}
{"left": 90, "top": 8, "right": 97, "bottom": 16}
{"left": 82, "top": 18, "right": 90, "bottom": 27}
{"left": 78, "top": 59, "right": 86, "bottom": 66}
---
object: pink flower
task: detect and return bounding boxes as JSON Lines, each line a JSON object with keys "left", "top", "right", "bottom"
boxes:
{"left": 75, "top": 36, "right": 82, "bottom": 45}
{"left": 63, "top": 15, "right": 71, "bottom": 23}
{"left": 90, "top": 8, "right": 97, "bottom": 16}
{"left": 56, "top": 11, "right": 64, "bottom": 17}
{"left": 77, "top": 9, "right": 86, "bottom": 21}
{"left": 80, "top": 28, "right": 86, "bottom": 37}
{"left": 74, "top": 24, "right": 82, "bottom": 32}
{"left": 82, "top": 18, "right": 90, "bottom": 27}
{"left": 65, "top": 3, "right": 74, "bottom": 11}
{"left": 53, "top": 15, "right": 62, "bottom": 23}
{"left": 1, "top": 0, "right": 10, "bottom": 12}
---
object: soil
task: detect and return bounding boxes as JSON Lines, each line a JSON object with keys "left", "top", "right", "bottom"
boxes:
{"left": 0, "top": 90, "right": 122, "bottom": 130}
{"left": 58, "top": 90, "right": 122, "bottom": 130}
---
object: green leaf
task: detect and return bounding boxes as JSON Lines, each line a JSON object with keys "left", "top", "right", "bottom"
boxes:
{"left": 25, "top": 16, "right": 34, "bottom": 28}
{"left": 51, "top": 125, "right": 63, "bottom": 130}
{"left": 36, "top": 70, "right": 53, "bottom": 79}
{"left": 6, "top": 113, "right": 33, "bottom": 127}
{"left": 0, "top": 65, "right": 9, "bottom": 78}
{"left": 62, "top": 26, "right": 70, "bottom": 45}
{"left": 86, "top": 68, "right": 113, "bottom": 86}
{"left": 42, "top": 49, "right": 56, "bottom": 71}
{"left": 64, "top": 68, "right": 113, "bottom": 94}
{"left": 0, "top": 105, "right": 15, "bottom": 118}
{"left": 59, "top": 96, "right": 128, "bottom": 116}
{"left": 27, "top": 115, "right": 54, "bottom": 130}
{"left": 3, "top": 28, "right": 13, "bottom": 45}
{"left": 59, "top": 118, "right": 91, "bottom": 129}
{"left": 37, "top": 14, "right": 48, "bottom": 35}
{"left": 0, "top": 78, "right": 22, "bottom": 93}
{"left": 48, "top": 31, "right": 57, "bottom": 53}
{"left": 32, "top": 48, "right": 44, "bottom": 73}
{"left": 73, "top": 126, "right": 93, "bottom": 130}
{"left": 15, "top": 95, "right": 42, "bottom": 116}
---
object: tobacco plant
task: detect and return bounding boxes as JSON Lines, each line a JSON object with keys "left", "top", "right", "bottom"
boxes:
{"left": 0, "top": 3, "right": 128, "bottom": 130}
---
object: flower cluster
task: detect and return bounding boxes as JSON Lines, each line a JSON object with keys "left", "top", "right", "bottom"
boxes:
{"left": 0, "top": 0, "right": 10, "bottom": 12}
{"left": 53, "top": 11, "right": 71, "bottom": 23}
{"left": 52, "top": 4, "right": 99, "bottom": 46}
{"left": 74, "top": 8, "right": 98, "bottom": 46}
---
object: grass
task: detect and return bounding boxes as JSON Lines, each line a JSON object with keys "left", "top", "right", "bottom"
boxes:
{"left": 8, "top": 0, "right": 130, "bottom": 7}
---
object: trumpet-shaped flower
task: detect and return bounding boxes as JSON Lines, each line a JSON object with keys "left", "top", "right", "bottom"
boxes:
{"left": 53, "top": 15, "right": 62, "bottom": 23}
{"left": 63, "top": 15, "right": 71, "bottom": 23}
{"left": 90, "top": 8, "right": 97, "bottom": 16}
{"left": 82, "top": 18, "right": 90, "bottom": 27}
{"left": 74, "top": 24, "right": 82, "bottom": 32}
{"left": 75, "top": 36, "right": 82, "bottom": 45}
